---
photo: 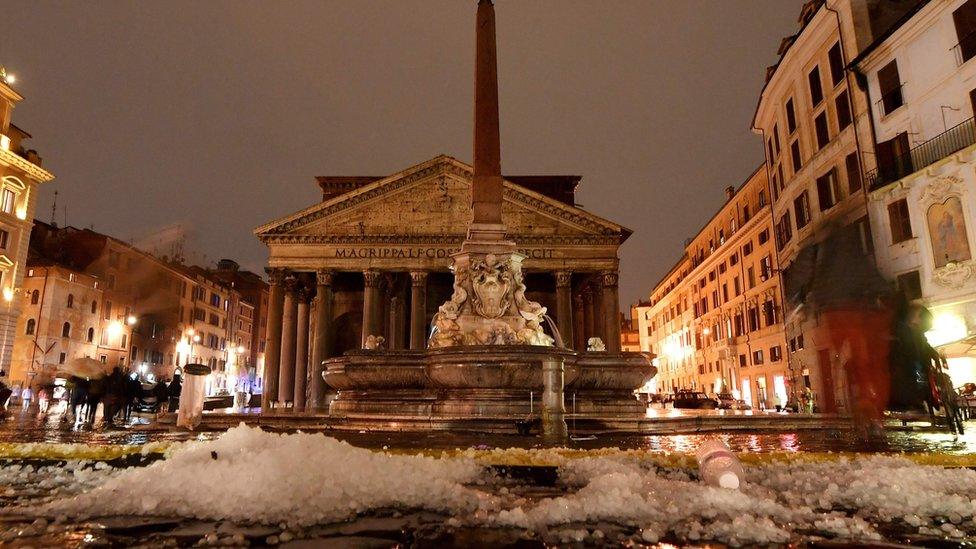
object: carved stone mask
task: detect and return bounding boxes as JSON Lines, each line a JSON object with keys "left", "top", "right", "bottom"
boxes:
{"left": 471, "top": 255, "right": 513, "bottom": 319}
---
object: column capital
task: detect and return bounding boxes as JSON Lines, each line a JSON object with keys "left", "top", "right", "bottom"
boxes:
{"left": 316, "top": 269, "right": 334, "bottom": 286}
{"left": 555, "top": 270, "right": 573, "bottom": 288}
{"left": 409, "top": 271, "right": 429, "bottom": 287}
{"left": 601, "top": 271, "right": 619, "bottom": 288}
{"left": 296, "top": 286, "right": 313, "bottom": 303}
{"left": 266, "top": 268, "right": 288, "bottom": 286}
{"left": 363, "top": 269, "right": 382, "bottom": 288}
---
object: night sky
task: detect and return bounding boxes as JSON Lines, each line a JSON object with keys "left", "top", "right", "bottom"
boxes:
{"left": 2, "top": 0, "right": 803, "bottom": 309}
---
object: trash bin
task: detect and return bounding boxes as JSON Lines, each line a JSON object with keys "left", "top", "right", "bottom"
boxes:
{"left": 177, "top": 363, "right": 210, "bottom": 429}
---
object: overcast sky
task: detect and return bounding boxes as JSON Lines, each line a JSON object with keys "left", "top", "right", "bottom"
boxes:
{"left": 3, "top": 0, "right": 803, "bottom": 308}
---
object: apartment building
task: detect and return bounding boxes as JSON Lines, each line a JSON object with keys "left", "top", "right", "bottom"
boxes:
{"left": 637, "top": 167, "right": 789, "bottom": 409}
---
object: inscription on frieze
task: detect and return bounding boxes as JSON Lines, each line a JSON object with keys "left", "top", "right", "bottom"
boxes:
{"left": 334, "top": 247, "right": 556, "bottom": 259}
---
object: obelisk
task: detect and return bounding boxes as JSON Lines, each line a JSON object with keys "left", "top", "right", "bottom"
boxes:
{"left": 427, "top": 0, "right": 552, "bottom": 348}
{"left": 465, "top": 0, "right": 515, "bottom": 251}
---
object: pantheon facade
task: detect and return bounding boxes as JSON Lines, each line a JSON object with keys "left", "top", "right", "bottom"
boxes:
{"left": 255, "top": 155, "right": 633, "bottom": 408}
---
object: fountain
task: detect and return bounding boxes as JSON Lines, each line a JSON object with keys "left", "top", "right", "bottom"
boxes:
{"left": 323, "top": 0, "right": 654, "bottom": 430}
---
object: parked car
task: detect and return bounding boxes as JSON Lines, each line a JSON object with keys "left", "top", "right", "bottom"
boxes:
{"left": 667, "top": 390, "right": 719, "bottom": 409}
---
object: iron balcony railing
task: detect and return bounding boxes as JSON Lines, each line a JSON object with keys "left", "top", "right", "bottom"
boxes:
{"left": 867, "top": 116, "right": 976, "bottom": 191}
{"left": 876, "top": 84, "right": 905, "bottom": 117}
{"left": 952, "top": 30, "right": 976, "bottom": 66}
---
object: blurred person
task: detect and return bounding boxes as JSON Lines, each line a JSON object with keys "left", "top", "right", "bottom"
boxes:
{"left": 167, "top": 374, "right": 182, "bottom": 413}
{"left": 153, "top": 379, "right": 169, "bottom": 414}
{"left": 809, "top": 227, "right": 893, "bottom": 440}
{"left": 86, "top": 376, "right": 105, "bottom": 425}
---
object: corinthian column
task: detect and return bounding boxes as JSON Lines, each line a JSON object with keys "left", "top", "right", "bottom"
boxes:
{"left": 261, "top": 269, "right": 286, "bottom": 412}
{"left": 409, "top": 271, "right": 428, "bottom": 349}
{"left": 361, "top": 270, "right": 382, "bottom": 346}
{"left": 309, "top": 270, "right": 333, "bottom": 409}
{"left": 554, "top": 271, "right": 574, "bottom": 349}
{"left": 601, "top": 270, "right": 621, "bottom": 352}
{"left": 278, "top": 281, "right": 298, "bottom": 405}
{"left": 293, "top": 290, "right": 311, "bottom": 410}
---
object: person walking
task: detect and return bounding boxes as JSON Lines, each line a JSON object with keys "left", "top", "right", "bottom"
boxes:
{"left": 167, "top": 374, "right": 182, "bottom": 413}
{"left": 153, "top": 379, "right": 168, "bottom": 414}
{"left": 86, "top": 376, "right": 105, "bottom": 426}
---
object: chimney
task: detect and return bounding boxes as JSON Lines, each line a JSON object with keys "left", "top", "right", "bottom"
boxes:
{"left": 725, "top": 186, "right": 735, "bottom": 200}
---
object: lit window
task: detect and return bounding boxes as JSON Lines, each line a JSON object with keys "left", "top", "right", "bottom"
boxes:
{"left": 0, "top": 189, "right": 15, "bottom": 215}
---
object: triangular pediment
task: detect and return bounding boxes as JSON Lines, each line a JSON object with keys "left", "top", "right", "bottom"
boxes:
{"left": 255, "top": 155, "right": 631, "bottom": 244}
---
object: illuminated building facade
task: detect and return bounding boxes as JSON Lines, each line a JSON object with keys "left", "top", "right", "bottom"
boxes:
{"left": 637, "top": 167, "right": 789, "bottom": 409}
{"left": 752, "top": 0, "right": 923, "bottom": 412}
{"left": 0, "top": 70, "right": 54, "bottom": 384}
{"left": 857, "top": 0, "right": 976, "bottom": 387}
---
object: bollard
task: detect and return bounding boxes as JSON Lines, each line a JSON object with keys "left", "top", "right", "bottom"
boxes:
{"left": 541, "top": 355, "right": 568, "bottom": 442}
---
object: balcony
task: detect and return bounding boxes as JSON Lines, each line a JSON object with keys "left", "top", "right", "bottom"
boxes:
{"left": 867, "top": 116, "right": 976, "bottom": 191}
{"left": 952, "top": 30, "right": 976, "bottom": 66}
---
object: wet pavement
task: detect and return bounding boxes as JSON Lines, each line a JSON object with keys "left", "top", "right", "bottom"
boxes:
{"left": 1, "top": 405, "right": 976, "bottom": 547}
{"left": 1, "top": 405, "right": 976, "bottom": 455}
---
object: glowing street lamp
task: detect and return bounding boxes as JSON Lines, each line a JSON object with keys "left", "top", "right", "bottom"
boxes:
{"left": 126, "top": 315, "right": 138, "bottom": 326}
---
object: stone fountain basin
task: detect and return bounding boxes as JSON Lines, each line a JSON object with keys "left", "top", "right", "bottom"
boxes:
{"left": 573, "top": 352, "right": 656, "bottom": 390}
{"left": 425, "top": 345, "right": 579, "bottom": 390}
{"left": 324, "top": 346, "right": 656, "bottom": 393}
{"left": 324, "top": 350, "right": 429, "bottom": 390}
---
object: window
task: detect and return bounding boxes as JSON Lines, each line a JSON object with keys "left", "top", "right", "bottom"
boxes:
{"left": 107, "top": 274, "right": 116, "bottom": 290}
{"left": 897, "top": 270, "right": 922, "bottom": 300}
{"left": 763, "top": 299, "right": 777, "bottom": 325}
{"left": 729, "top": 253, "right": 738, "bottom": 266}
{"left": 758, "top": 229, "right": 770, "bottom": 245}
{"left": 776, "top": 212, "right": 793, "bottom": 250}
{"left": 953, "top": 0, "right": 976, "bottom": 64}
{"left": 0, "top": 230, "right": 8, "bottom": 250}
{"left": 748, "top": 308, "right": 760, "bottom": 331}
{"left": 794, "top": 192, "right": 811, "bottom": 229}
{"left": 828, "top": 42, "right": 845, "bottom": 86}
{"left": 760, "top": 255, "right": 773, "bottom": 280}
{"left": 878, "top": 60, "right": 903, "bottom": 115}
{"left": 846, "top": 152, "right": 862, "bottom": 193}
{"left": 121, "top": 334, "right": 127, "bottom": 349}
{"left": 59, "top": 352, "right": 66, "bottom": 365}
{"left": 104, "top": 300, "right": 112, "bottom": 320}
{"left": 790, "top": 140, "right": 802, "bottom": 173}
{"left": 814, "top": 112, "right": 830, "bottom": 150}
{"left": 747, "top": 267, "right": 756, "bottom": 288}
{"left": 888, "top": 199, "right": 913, "bottom": 243}
{"left": 759, "top": 190, "right": 767, "bottom": 208}
{"left": 816, "top": 169, "right": 840, "bottom": 211}
{"left": 753, "top": 350, "right": 765, "bottom": 365}
{"left": 734, "top": 276, "right": 741, "bottom": 296}
{"left": 67, "top": 294, "right": 74, "bottom": 308}
{"left": 808, "top": 65, "right": 823, "bottom": 106}
{"left": 25, "top": 319, "right": 35, "bottom": 335}
{"left": 210, "top": 292, "right": 221, "bottom": 307}
{"left": 0, "top": 189, "right": 15, "bottom": 214}
{"left": 87, "top": 327, "right": 94, "bottom": 343}
{"left": 786, "top": 98, "right": 797, "bottom": 134}
{"left": 61, "top": 322, "right": 71, "bottom": 338}
{"left": 771, "top": 345, "right": 783, "bottom": 362}
{"left": 30, "top": 290, "right": 39, "bottom": 305}
{"left": 739, "top": 354, "right": 747, "bottom": 368}
{"left": 743, "top": 241, "right": 753, "bottom": 256}
{"left": 835, "top": 90, "right": 851, "bottom": 130}
{"left": 91, "top": 300, "right": 97, "bottom": 314}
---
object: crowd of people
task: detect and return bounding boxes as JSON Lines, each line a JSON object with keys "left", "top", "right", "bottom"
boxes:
{"left": 60, "top": 369, "right": 183, "bottom": 426}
